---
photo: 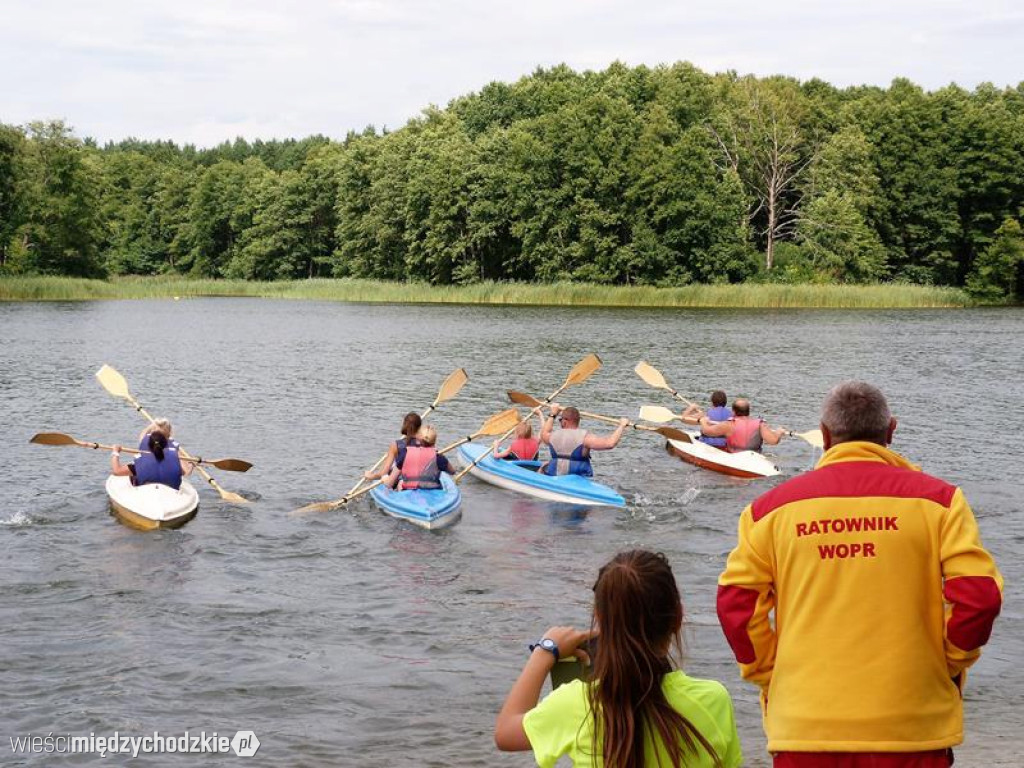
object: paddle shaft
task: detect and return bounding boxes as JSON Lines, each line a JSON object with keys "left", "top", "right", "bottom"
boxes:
{"left": 60, "top": 437, "right": 204, "bottom": 464}
{"left": 574, "top": 408, "right": 690, "bottom": 440}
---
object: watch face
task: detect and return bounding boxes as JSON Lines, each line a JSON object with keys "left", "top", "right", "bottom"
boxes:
{"left": 541, "top": 639, "right": 557, "bottom": 651}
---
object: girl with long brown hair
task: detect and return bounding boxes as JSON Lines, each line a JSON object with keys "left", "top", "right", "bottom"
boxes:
{"left": 495, "top": 550, "right": 741, "bottom": 767}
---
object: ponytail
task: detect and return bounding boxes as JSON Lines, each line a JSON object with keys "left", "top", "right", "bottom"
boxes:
{"left": 588, "top": 550, "right": 722, "bottom": 768}
{"left": 401, "top": 412, "right": 422, "bottom": 438}
{"left": 148, "top": 431, "right": 168, "bottom": 462}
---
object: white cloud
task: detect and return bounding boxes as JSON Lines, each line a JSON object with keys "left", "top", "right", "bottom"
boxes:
{"left": 2, "top": 0, "right": 1022, "bottom": 146}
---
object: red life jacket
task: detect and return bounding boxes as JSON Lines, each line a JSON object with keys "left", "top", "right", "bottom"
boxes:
{"left": 727, "top": 417, "right": 764, "bottom": 453}
{"left": 509, "top": 437, "right": 540, "bottom": 461}
{"left": 400, "top": 446, "right": 442, "bottom": 490}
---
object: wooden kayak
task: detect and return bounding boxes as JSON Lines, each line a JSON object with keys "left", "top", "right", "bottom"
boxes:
{"left": 369, "top": 473, "right": 462, "bottom": 530}
{"left": 105, "top": 474, "right": 199, "bottom": 530}
{"left": 457, "top": 443, "right": 626, "bottom": 507}
{"left": 665, "top": 435, "right": 780, "bottom": 479}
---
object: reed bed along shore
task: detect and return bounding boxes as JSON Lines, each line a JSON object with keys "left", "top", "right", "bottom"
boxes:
{"left": 0, "top": 276, "right": 972, "bottom": 308}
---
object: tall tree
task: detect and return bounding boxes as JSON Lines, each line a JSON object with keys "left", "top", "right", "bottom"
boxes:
{"left": 13, "top": 121, "right": 105, "bottom": 277}
{"left": 0, "top": 124, "right": 27, "bottom": 269}
{"left": 965, "top": 217, "right": 1024, "bottom": 301}
{"left": 708, "top": 76, "right": 812, "bottom": 271}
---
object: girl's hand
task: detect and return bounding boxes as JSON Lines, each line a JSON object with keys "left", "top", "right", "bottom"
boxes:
{"left": 540, "top": 626, "right": 597, "bottom": 664}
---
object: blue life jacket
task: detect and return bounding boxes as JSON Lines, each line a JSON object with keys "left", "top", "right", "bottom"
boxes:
{"left": 544, "top": 428, "right": 593, "bottom": 477}
{"left": 699, "top": 405, "right": 732, "bottom": 448}
{"left": 132, "top": 446, "right": 183, "bottom": 490}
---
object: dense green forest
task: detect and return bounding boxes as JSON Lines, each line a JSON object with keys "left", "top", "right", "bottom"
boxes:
{"left": 2, "top": 63, "right": 1023, "bottom": 301}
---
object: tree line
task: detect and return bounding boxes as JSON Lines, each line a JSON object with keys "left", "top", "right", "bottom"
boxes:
{"left": 2, "top": 62, "right": 1023, "bottom": 301}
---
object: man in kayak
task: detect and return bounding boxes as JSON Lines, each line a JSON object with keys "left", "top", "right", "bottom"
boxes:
{"left": 716, "top": 381, "right": 1003, "bottom": 767}
{"left": 681, "top": 390, "right": 731, "bottom": 448}
{"left": 696, "top": 398, "right": 786, "bottom": 453}
{"left": 538, "top": 404, "right": 628, "bottom": 477}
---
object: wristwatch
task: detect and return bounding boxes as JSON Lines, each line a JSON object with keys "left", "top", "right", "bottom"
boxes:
{"left": 529, "top": 637, "right": 560, "bottom": 660}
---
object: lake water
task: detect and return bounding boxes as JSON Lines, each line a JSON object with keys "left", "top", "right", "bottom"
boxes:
{"left": 1, "top": 299, "right": 1021, "bottom": 767}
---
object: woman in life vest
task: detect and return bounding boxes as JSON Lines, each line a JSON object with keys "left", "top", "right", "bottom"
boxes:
{"left": 495, "top": 549, "right": 741, "bottom": 767}
{"left": 539, "top": 404, "right": 628, "bottom": 477}
{"left": 681, "top": 390, "right": 732, "bottom": 449}
{"left": 493, "top": 415, "right": 541, "bottom": 461}
{"left": 364, "top": 412, "right": 422, "bottom": 482}
{"left": 109, "top": 431, "right": 193, "bottom": 490}
{"left": 385, "top": 425, "right": 455, "bottom": 490}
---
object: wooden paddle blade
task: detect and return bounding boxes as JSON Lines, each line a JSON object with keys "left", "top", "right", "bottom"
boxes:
{"left": 478, "top": 408, "right": 521, "bottom": 436}
{"left": 218, "top": 489, "right": 250, "bottom": 503}
{"left": 654, "top": 426, "right": 693, "bottom": 442}
{"left": 507, "top": 390, "right": 543, "bottom": 408}
{"left": 638, "top": 405, "right": 678, "bottom": 424}
{"left": 789, "top": 429, "right": 824, "bottom": 449}
{"left": 30, "top": 432, "right": 79, "bottom": 446}
{"left": 634, "top": 361, "right": 669, "bottom": 390}
{"left": 207, "top": 458, "right": 253, "bottom": 472}
{"left": 294, "top": 500, "right": 337, "bottom": 514}
{"left": 565, "top": 354, "right": 602, "bottom": 387}
{"left": 96, "top": 364, "right": 131, "bottom": 399}
{"left": 434, "top": 368, "right": 469, "bottom": 406}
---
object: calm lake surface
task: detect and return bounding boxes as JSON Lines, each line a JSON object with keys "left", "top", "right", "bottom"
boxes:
{"left": 1, "top": 299, "right": 1021, "bottom": 767}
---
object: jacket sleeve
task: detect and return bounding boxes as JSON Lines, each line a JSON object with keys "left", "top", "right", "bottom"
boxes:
{"left": 717, "top": 504, "right": 777, "bottom": 690}
{"left": 940, "top": 488, "right": 1003, "bottom": 679}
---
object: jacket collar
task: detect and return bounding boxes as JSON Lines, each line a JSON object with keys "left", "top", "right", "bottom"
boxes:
{"left": 815, "top": 441, "right": 920, "bottom": 472}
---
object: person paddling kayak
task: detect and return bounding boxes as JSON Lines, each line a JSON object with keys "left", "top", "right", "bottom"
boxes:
{"left": 109, "top": 431, "right": 193, "bottom": 490}
{"left": 364, "top": 412, "right": 422, "bottom": 482}
{"left": 681, "top": 390, "right": 732, "bottom": 448}
{"left": 384, "top": 425, "right": 455, "bottom": 490}
{"left": 493, "top": 415, "right": 541, "bottom": 461}
{"left": 538, "top": 404, "right": 628, "bottom": 477}
{"left": 697, "top": 398, "right": 786, "bottom": 453}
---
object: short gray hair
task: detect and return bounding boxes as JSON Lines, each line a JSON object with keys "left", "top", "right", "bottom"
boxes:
{"left": 821, "top": 381, "right": 891, "bottom": 445}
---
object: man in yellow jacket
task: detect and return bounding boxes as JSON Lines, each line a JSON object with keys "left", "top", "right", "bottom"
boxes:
{"left": 717, "top": 381, "right": 1002, "bottom": 767}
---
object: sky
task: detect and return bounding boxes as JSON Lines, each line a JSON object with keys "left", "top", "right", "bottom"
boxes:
{"left": 2, "top": 0, "right": 1023, "bottom": 147}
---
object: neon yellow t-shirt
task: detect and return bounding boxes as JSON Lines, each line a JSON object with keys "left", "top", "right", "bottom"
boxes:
{"left": 522, "top": 670, "right": 742, "bottom": 767}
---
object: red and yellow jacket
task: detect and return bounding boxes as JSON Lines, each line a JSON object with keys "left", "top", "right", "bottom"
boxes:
{"left": 717, "top": 441, "right": 1002, "bottom": 753}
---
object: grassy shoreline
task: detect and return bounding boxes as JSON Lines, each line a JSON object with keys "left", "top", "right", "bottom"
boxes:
{"left": 0, "top": 276, "right": 973, "bottom": 308}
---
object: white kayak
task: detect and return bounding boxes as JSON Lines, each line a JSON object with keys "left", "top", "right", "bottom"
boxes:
{"left": 105, "top": 474, "right": 199, "bottom": 530}
{"left": 665, "top": 434, "right": 780, "bottom": 479}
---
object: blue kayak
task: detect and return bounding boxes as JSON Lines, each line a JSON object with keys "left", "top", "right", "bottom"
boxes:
{"left": 369, "top": 473, "right": 462, "bottom": 530}
{"left": 456, "top": 443, "right": 625, "bottom": 508}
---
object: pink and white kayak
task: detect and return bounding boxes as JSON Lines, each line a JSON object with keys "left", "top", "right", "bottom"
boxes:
{"left": 665, "top": 434, "right": 780, "bottom": 479}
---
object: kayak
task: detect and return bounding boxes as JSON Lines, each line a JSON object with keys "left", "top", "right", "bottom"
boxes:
{"left": 456, "top": 443, "right": 625, "bottom": 507}
{"left": 105, "top": 474, "right": 199, "bottom": 530}
{"left": 369, "top": 473, "right": 462, "bottom": 530}
{"left": 666, "top": 435, "right": 780, "bottom": 479}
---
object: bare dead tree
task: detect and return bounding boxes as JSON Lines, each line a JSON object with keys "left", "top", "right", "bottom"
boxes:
{"left": 707, "top": 80, "right": 812, "bottom": 271}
